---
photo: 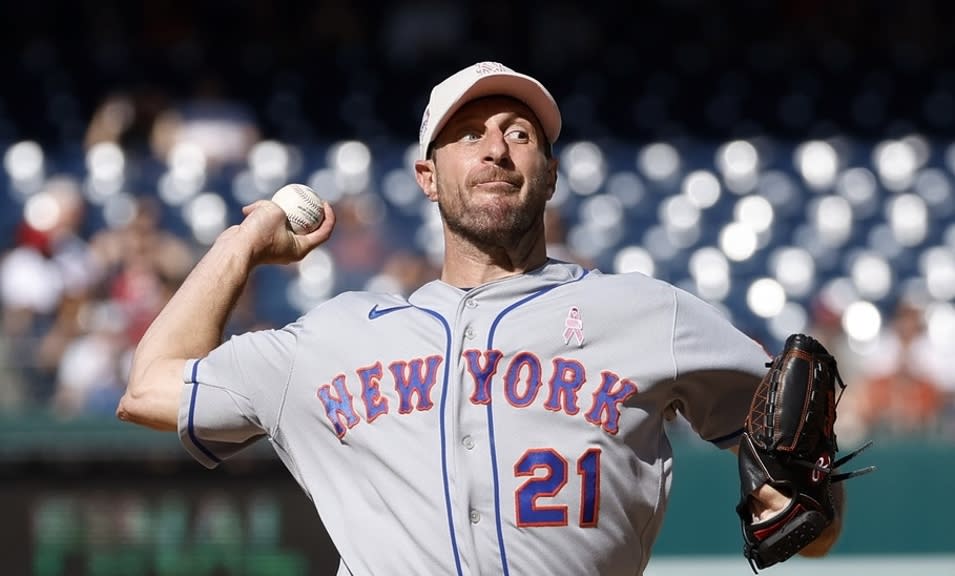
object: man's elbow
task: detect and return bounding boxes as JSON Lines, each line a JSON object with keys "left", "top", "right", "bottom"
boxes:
{"left": 115, "top": 389, "right": 156, "bottom": 428}
{"left": 115, "top": 371, "right": 180, "bottom": 432}
{"left": 115, "top": 390, "right": 140, "bottom": 424}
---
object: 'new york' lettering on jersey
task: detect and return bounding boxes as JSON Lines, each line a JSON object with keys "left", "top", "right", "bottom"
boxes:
{"left": 316, "top": 349, "right": 639, "bottom": 438}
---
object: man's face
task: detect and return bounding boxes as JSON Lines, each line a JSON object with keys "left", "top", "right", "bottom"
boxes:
{"left": 420, "top": 96, "right": 558, "bottom": 249}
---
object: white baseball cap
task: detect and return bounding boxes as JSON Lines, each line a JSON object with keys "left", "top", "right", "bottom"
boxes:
{"left": 418, "top": 61, "right": 562, "bottom": 160}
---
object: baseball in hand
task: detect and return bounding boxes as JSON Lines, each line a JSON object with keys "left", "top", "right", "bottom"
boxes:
{"left": 270, "top": 184, "right": 325, "bottom": 234}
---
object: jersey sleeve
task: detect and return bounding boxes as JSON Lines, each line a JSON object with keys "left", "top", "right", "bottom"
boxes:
{"left": 668, "top": 288, "right": 770, "bottom": 449}
{"left": 179, "top": 324, "right": 300, "bottom": 468}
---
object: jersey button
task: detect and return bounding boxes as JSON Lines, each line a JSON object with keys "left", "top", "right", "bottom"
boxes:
{"left": 466, "top": 298, "right": 478, "bottom": 308}
{"left": 469, "top": 509, "right": 481, "bottom": 524}
{"left": 464, "top": 327, "right": 475, "bottom": 340}
{"left": 462, "top": 435, "right": 475, "bottom": 450}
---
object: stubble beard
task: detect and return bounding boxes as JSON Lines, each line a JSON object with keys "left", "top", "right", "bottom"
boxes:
{"left": 438, "top": 172, "right": 550, "bottom": 249}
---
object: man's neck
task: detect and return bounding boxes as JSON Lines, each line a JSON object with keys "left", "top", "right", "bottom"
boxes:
{"left": 440, "top": 231, "right": 548, "bottom": 288}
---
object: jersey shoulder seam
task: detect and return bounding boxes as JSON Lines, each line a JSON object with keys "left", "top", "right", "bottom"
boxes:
{"left": 667, "top": 285, "right": 680, "bottom": 383}
{"left": 271, "top": 330, "right": 299, "bottom": 439}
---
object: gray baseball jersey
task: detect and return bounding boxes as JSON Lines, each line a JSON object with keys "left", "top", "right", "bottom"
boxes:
{"left": 179, "top": 259, "right": 769, "bottom": 576}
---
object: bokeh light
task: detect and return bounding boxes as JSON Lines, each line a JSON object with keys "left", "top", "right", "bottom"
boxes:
{"left": 747, "top": 277, "right": 787, "bottom": 318}
{"left": 184, "top": 192, "right": 228, "bottom": 245}
{"left": 874, "top": 139, "right": 918, "bottom": 191}
{"left": 719, "top": 221, "right": 758, "bottom": 261}
{"left": 795, "top": 140, "right": 839, "bottom": 191}
{"left": 613, "top": 246, "right": 656, "bottom": 277}
{"left": 919, "top": 246, "right": 955, "bottom": 301}
{"left": 848, "top": 250, "right": 893, "bottom": 301}
{"left": 836, "top": 167, "right": 880, "bottom": 219}
{"left": 682, "top": 170, "right": 721, "bottom": 209}
{"left": 689, "top": 247, "right": 730, "bottom": 301}
{"left": 810, "top": 195, "right": 853, "bottom": 247}
{"left": 716, "top": 139, "right": 759, "bottom": 194}
{"left": 637, "top": 142, "right": 680, "bottom": 182}
{"left": 769, "top": 246, "right": 816, "bottom": 298}
{"left": 886, "top": 193, "right": 928, "bottom": 247}
{"left": 842, "top": 300, "right": 883, "bottom": 343}
{"left": 562, "top": 141, "right": 607, "bottom": 196}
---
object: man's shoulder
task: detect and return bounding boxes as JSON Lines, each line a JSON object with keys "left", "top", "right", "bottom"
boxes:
{"left": 578, "top": 266, "right": 676, "bottom": 294}
{"left": 302, "top": 290, "right": 411, "bottom": 320}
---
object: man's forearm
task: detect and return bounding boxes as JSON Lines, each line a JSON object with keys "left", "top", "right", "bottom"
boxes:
{"left": 118, "top": 229, "right": 255, "bottom": 430}
{"left": 141, "top": 229, "right": 254, "bottom": 361}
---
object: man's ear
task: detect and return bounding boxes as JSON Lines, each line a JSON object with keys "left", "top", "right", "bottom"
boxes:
{"left": 545, "top": 157, "right": 559, "bottom": 200}
{"left": 414, "top": 159, "right": 439, "bottom": 202}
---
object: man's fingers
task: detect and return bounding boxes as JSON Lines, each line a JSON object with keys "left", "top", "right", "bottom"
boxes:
{"left": 750, "top": 483, "right": 793, "bottom": 522}
{"left": 242, "top": 200, "right": 273, "bottom": 215}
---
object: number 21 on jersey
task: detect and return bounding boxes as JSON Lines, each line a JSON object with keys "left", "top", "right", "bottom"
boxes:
{"left": 514, "top": 448, "right": 601, "bottom": 527}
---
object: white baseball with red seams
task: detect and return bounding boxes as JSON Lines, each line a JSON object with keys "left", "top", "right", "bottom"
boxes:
{"left": 271, "top": 183, "right": 324, "bottom": 234}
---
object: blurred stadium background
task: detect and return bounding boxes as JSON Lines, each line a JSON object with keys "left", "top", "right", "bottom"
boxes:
{"left": 1, "top": 1, "right": 953, "bottom": 574}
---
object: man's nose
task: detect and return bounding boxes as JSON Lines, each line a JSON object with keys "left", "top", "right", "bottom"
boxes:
{"left": 481, "top": 130, "right": 510, "bottom": 164}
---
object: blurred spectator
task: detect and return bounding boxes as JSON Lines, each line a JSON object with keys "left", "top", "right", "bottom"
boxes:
{"left": 37, "top": 195, "right": 198, "bottom": 419}
{"left": 88, "top": 196, "right": 195, "bottom": 344}
{"left": 51, "top": 301, "right": 130, "bottom": 419}
{"left": 851, "top": 300, "right": 945, "bottom": 437}
{"left": 0, "top": 180, "right": 197, "bottom": 418}
{"left": 149, "top": 75, "right": 262, "bottom": 170}
{"left": 0, "top": 225, "right": 61, "bottom": 409}
{"left": 0, "top": 176, "right": 101, "bottom": 408}
{"left": 84, "top": 86, "right": 170, "bottom": 155}
{"left": 323, "top": 192, "right": 392, "bottom": 292}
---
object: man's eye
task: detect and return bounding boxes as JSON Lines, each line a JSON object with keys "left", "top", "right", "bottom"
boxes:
{"left": 460, "top": 131, "right": 482, "bottom": 142}
{"left": 506, "top": 128, "right": 530, "bottom": 141}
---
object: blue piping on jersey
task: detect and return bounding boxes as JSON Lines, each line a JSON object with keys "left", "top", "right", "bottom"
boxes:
{"left": 484, "top": 269, "right": 591, "bottom": 576}
{"left": 415, "top": 306, "right": 465, "bottom": 576}
{"left": 187, "top": 359, "right": 222, "bottom": 465}
{"left": 708, "top": 426, "right": 744, "bottom": 446}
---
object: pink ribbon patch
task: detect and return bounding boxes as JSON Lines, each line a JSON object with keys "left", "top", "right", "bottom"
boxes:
{"left": 563, "top": 307, "right": 584, "bottom": 347}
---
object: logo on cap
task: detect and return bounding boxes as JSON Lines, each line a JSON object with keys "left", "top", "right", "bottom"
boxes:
{"left": 419, "top": 108, "right": 430, "bottom": 139}
{"left": 473, "top": 61, "right": 511, "bottom": 76}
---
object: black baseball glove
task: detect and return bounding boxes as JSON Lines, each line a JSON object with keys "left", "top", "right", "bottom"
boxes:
{"left": 736, "top": 333, "right": 875, "bottom": 572}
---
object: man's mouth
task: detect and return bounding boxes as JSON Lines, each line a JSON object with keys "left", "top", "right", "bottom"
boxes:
{"left": 468, "top": 167, "right": 522, "bottom": 190}
{"left": 473, "top": 180, "right": 519, "bottom": 192}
